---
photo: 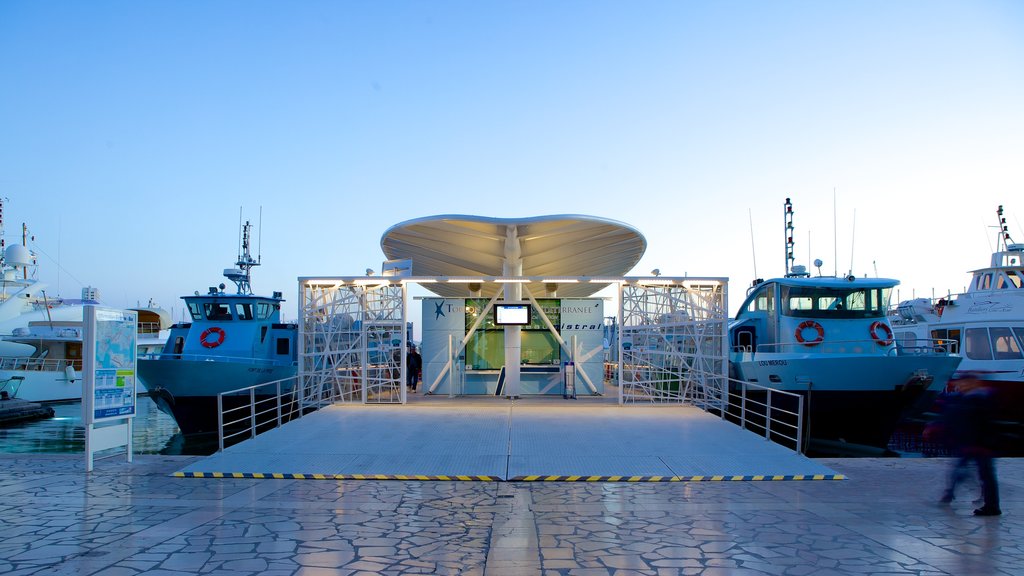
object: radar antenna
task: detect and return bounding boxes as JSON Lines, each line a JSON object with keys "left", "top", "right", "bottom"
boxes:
{"left": 224, "top": 220, "right": 260, "bottom": 294}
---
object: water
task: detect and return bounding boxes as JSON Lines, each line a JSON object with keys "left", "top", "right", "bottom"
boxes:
{"left": 0, "top": 397, "right": 217, "bottom": 455}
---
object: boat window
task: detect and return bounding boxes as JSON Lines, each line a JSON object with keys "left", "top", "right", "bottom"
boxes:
{"left": 781, "top": 286, "right": 889, "bottom": 318}
{"left": 187, "top": 302, "right": 203, "bottom": 321}
{"left": 204, "top": 303, "right": 233, "bottom": 321}
{"left": 256, "top": 303, "right": 274, "bottom": 320}
{"left": 930, "top": 327, "right": 961, "bottom": 354}
{"left": 990, "top": 327, "right": 1022, "bottom": 359}
{"left": 746, "top": 286, "right": 774, "bottom": 313}
{"left": 1015, "top": 328, "right": 1024, "bottom": 351}
{"left": 276, "top": 337, "right": 290, "bottom": 355}
{"left": 964, "top": 328, "right": 993, "bottom": 360}
{"left": 1004, "top": 270, "right": 1023, "bottom": 289}
{"left": 234, "top": 303, "right": 254, "bottom": 321}
{"left": 976, "top": 273, "right": 993, "bottom": 290}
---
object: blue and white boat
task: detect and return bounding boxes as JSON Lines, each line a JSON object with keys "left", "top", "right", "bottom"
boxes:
{"left": 729, "top": 199, "right": 962, "bottom": 451}
{"left": 137, "top": 221, "right": 297, "bottom": 435}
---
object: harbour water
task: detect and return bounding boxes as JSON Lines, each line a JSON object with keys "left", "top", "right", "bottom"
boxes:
{"left": 0, "top": 397, "right": 217, "bottom": 455}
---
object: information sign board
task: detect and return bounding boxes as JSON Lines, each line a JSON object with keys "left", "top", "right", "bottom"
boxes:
{"left": 82, "top": 306, "right": 138, "bottom": 471}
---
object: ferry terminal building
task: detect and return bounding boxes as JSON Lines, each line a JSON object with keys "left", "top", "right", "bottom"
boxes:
{"left": 297, "top": 215, "right": 729, "bottom": 407}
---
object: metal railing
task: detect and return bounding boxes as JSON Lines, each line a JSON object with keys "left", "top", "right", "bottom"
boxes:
{"left": 216, "top": 373, "right": 338, "bottom": 451}
{"left": 734, "top": 337, "right": 955, "bottom": 357}
{"left": 0, "top": 357, "right": 81, "bottom": 372}
{"left": 721, "top": 377, "right": 805, "bottom": 453}
{"left": 140, "top": 352, "right": 295, "bottom": 367}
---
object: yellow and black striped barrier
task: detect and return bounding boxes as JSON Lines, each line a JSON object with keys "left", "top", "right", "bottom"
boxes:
{"left": 171, "top": 472, "right": 503, "bottom": 481}
{"left": 172, "top": 472, "right": 845, "bottom": 482}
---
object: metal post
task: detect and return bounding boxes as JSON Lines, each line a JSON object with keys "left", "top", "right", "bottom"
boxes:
{"left": 741, "top": 383, "right": 747, "bottom": 431}
{"left": 276, "top": 381, "right": 283, "bottom": 428}
{"left": 796, "top": 395, "right": 805, "bottom": 454}
{"left": 217, "top": 393, "right": 224, "bottom": 452}
{"left": 249, "top": 388, "right": 256, "bottom": 440}
{"left": 765, "top": 389, "right": 772, "bottom": 440}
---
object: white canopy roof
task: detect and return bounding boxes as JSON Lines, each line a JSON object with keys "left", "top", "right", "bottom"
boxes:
{"left": 380, "top": 214, "right": 647, "bottom": 298}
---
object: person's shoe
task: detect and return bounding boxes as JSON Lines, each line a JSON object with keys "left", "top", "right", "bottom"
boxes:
{"left": 973, "top": 507, "right": 1002, "bottom": 516}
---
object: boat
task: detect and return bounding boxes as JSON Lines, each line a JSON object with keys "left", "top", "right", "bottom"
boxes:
{"left": 729, "top": 198, "right": 962, "bottom": 453}
{"left": 0, "top": 297, "right": 171, "bottom": 403}
{"left": 136, "top": 220, "right": 297, "bottom": 435}
{"left": 0, "top": 375, "right": 54, "bottom": 424}
{"left": 890, "top": 205, "right": 1024, "bottom": 450}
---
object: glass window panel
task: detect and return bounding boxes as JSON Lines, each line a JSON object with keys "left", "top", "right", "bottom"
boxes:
{"left": 991, "top": 327, "right": 1022, "bottom": 359}
{"left": 204, "top": 303, "right": 232, "bottom": 321}
{"left": 964, "top": 328, "right": 993, "bottom": 360}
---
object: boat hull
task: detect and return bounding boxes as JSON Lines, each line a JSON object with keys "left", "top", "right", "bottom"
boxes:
{"left": 730, "top": 354, "right": 962, "bottom": 450}
{"left": 137, "top": 358, "right": 296, "bottom": 435}
{"left": 0, "top": 370, "right": 80, "bottom": 403}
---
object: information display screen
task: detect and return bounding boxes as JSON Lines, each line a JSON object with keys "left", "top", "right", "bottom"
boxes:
{"left": 494, "top": 303, "right": 531, "bottom": 325}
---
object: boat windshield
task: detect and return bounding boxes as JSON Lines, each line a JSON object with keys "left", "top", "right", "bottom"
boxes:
{"left": 204, "top": 303, "right": 233, "bottom": 321}
{"left": 781, "top": 285, "right": 891, "bottom": 319}
{"left": 187, "top": 302, "right": 202, "bottom": 321}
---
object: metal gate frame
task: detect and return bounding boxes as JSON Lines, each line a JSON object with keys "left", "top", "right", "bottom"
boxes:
{"left": 298, "top": 276, "right": 727, "bottom": 409}
{"left": 618, "top": 280, "right": 728, "bottom": 408}
{"left": 299, "top": 280, "right": 406, "bottom": 405}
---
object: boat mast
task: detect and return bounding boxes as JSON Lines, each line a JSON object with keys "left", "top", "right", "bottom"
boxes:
{"left": 784, "top": 198, "right": 795, "bottom": 276}
{"left": 224, "top": 220, "right": 259, "bottom": 295}
{"left": 997, "top": 205, "right": 1015, "bottom": 251}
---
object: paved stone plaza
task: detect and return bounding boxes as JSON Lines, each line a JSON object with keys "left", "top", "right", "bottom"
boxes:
{"left": 0, "top": 454, "right": 1019, "bottom": 575}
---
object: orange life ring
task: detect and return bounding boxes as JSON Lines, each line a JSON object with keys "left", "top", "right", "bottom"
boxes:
{"left": 200, "top": 326, "right": 226, "bottom": 348}
{"left": 795, "top": 320, "right": 825, "bottom": 346}
{"left": 869, "top": 321, "right": 894, "bottom": 346}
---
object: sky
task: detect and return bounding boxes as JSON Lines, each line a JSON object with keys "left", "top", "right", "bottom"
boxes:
{"left": 1, "top": 1, "right": 1023, "bottom": 326}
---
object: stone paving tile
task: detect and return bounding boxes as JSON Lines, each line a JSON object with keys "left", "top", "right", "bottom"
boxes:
{"left": 0, "top": 455, "right": 1019, "bottom": 575}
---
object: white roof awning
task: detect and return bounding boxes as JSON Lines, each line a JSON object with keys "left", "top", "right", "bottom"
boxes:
{"left": 380, "top": 214, "right": 647, "bottom": 298}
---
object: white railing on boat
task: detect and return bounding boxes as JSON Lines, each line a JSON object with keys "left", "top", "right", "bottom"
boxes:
{"left": 0, "top": 357, "right": 81, "bottom": 372}
{"left": 139, "top": 353, "right": 296, "bottom": 367}
{"left": 137, "top": 322, "right": 164, "bottom": 335}
{"left": 732, "top": 338, "right": 956, "bottom": 356}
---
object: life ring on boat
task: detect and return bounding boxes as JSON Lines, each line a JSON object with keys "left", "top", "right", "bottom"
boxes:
{"left": 869, "top": 321, "right": 894, "bottom": 346}
{"left": 795, "top": 320, "right": 825, "bottom": 346}
{"left": 200, "top": 326, "right": 226, "bottom": 348}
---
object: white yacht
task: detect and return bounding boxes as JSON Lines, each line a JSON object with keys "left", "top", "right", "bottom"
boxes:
{"left": 890, "top": 205, "right": 1024, "bottom": 445}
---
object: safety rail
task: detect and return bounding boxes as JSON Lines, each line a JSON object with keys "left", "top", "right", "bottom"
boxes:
{"left": 140, "top": 352, "right": 295, "bottom": 367}
{"left": 217, "top": 373, "right": 338, "bottom": 451}
{"left": 721, "top": 377, "right": 805, "bottom": 454}
{"left": 733, "top": 338, "right": 955, "bottom": 357}
{"left": 137, "top": 321, "right": 164, "bottom": 335}
{"left": 0, "top": 357, "right": 81, "bottom": 372}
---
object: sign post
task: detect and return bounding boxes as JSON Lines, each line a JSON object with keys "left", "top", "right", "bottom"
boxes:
{"left": 82, "top": 306, "right": 138, "bottom": 472}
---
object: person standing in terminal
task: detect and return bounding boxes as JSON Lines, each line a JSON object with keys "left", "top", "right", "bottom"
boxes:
{"left": 407, "top": 346, "right": 422, "bottom": 392}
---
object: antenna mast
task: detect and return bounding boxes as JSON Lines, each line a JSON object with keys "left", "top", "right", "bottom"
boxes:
{"left": 784, "top": 198, "right": 795, "bottom": 275}
{"left": 997, "top": 205, "right": 1015, "bottom": 250}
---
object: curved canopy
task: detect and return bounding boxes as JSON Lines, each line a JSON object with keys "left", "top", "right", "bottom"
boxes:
{"left": 380, "top": 215, "right": 647, "bottom": 298}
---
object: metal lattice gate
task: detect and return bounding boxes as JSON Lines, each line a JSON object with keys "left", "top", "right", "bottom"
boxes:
{"left": 618, "top": 281, "right": 728, "bottom": 409}
{"left": 300, "top": 281, "right": 406, "bottom": 405}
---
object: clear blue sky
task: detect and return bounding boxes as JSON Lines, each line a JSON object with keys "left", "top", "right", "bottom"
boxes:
{"left": 2, "top": 1, "right": 1022, "bottom": 322}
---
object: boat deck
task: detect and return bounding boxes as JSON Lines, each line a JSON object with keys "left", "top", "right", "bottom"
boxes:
{"left": 177, "top": 392, "right": 840, "bottom": 481}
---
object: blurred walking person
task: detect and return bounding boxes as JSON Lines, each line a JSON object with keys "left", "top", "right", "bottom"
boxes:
{"left": 936, "top": 375, "right": 1001, "bottom": 516}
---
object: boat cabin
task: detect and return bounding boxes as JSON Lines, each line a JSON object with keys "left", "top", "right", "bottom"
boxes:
{"left": 160, "top": 292, "right": 296, "bottom": 366}
{"left": 732, "top": 277, "right": 896, "bottom": 355}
